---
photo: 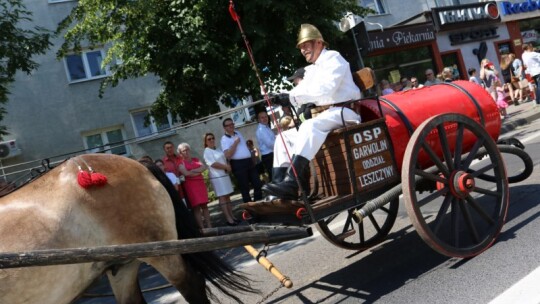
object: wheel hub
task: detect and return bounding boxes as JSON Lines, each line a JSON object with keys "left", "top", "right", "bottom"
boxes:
{"left": 450, "top": 170, "right": 475, "bottom": 198}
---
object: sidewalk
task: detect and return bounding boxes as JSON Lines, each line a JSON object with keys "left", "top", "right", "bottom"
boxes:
{"left": 208, "top": 99, "right": 540, "bottom": 226}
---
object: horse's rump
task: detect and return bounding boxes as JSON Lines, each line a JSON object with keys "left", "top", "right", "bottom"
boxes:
{"left": 0, "top": 154, "right": 256, "bottom": 303}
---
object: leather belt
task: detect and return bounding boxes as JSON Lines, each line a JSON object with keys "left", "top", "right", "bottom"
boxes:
{"left": 310, "top": 102, "right": 352, "bottom": 117}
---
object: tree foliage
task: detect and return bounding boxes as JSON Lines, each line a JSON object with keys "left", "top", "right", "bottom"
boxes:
{"left": 57, "top": 0, "right": 369, "bottom": 122}
{"left": 0, "top": 0, "right": 51, "bottom": 139}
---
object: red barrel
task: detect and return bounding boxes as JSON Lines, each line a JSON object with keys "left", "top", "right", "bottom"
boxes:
{"left": 359, "top": 81, "right": 501, "bottom": 171}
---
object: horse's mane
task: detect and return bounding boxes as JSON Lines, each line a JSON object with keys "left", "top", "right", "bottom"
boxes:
{"left": 138, "top": 160, "right": 258, "bottom": 302}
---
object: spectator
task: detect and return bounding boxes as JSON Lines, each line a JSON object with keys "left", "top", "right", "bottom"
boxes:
{"left": 255, "top": 110, "right": 275, "bottom": 180}
{"left": 401, "top": 79, "right": 413, "bottom": 91}
{"left": 155, "top": 159, "right": 179, "bottom": 189}
{"left": 500, "top": 54, "right": 516, "bottom": 104}
{"left": 380, "top": 79, "right": 394, "bottom": 95}
{"left": 452, "top": 64, "right": 460, "bottom": 80}
{"left": 262, "top": 24, "right": 361, "bottom": 200}
{"left": 400, "top": 76, "right": 409, "bottom": 91}
{"left": 221, "top": 118, "right": 263, "bottom": 203}
{"left": 161, "top": 141, "right": 187, "bottom": 203}
{"left": 480, "top": 59, "right": 499, "bottom": 101}
{"left": 442, "top": 67, "right": 453, "bottom": 83}
{"left": 510, "top": 53, "right": 526, "bottom": 103}
{"left": 522, "top": 43, "right": 540, "bottom": 107}
{"left": 468, "top": 68, "right": 482, "bottom": 86}
{"left": 410, "top": 77, "right": 424, "bottom": 89}
{"left": 177, "top": 142, "right": 212, "bottom": 229}
{"left": 203, "top": 132, "right": 238, "bottom": 226}
{"left": 424, "top": 69, "right": 442, "bottom": 86}
{"left": 246, "top": 139, "right": 265, "bottom": 180}
{"left": 494, "top": 78, "right": 509, "bottom": 119}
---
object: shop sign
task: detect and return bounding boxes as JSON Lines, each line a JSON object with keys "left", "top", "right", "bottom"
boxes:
{"left": 501, "top": 0, "right": 540, "bottom": 15}
{"left": 449, "top": 27, "right": 499, "bottom": 45}
{"left": 433, "top": 2, "right": 500, "bottom": 31}
{"left": 367, "top": 24, "right": 435, "bottom": 52}
{"left": 522, "top": 29, "right": 538, "bottom": 43}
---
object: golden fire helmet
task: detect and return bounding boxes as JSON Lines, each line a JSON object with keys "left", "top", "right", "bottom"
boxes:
{"left": 296, "top": 24, "right": 328, "bottom": 48}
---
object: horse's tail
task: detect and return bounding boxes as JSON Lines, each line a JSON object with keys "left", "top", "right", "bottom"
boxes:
{"left": 140, "top": 160, "right": 259, "bottom": 302}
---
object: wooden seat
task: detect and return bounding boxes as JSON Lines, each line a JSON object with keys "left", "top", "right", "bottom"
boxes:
{"left": 353, "top": 67, "right": 376, "bottom": 94}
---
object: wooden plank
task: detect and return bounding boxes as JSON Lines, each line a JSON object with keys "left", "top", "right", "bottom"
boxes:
{"left": 0, "top": 228, "right": 312, "bottom": 269}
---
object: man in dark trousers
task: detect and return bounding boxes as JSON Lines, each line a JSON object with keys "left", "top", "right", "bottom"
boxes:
{"left": 221, "top": 118, "right": 263, "bottom": 203}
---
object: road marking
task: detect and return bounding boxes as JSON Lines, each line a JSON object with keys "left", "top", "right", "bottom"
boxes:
{"left": 520, "top": 131, "right": 540, "bottom": 144}
{"left": 488, "top": 265, "right": 540, "bottom": 304}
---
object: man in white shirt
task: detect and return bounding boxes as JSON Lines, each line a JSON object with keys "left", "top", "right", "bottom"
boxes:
{"left": 522, "top": 43, "right": 540, "bottom": 106}
{"left": 255, "top": 111, "right": 275, "bottom": 180}
{"left": 263, "top": 24, "right": 361, "bottom": 200}
{"left": 221, "top": 118, "right": 263, "bottom": 203}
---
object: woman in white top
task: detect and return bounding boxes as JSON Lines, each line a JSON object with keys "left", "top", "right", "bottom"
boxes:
{"left": 202, "top": 132, "right": 239, "bottom": 226}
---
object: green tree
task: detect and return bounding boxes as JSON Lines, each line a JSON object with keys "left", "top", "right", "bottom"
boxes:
{"left": 57, "top": 0, "right": 369, "bottom": 122}
{"left": 0, "top": 0, "right": 51, "bottom": 139}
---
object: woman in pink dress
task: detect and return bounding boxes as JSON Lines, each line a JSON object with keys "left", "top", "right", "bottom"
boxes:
{"left": 177, "top": 142, "right": 211, "bottom": 229}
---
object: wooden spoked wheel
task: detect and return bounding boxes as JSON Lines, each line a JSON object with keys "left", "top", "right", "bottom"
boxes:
{"left": 316, "top": 199, "right": 399, "bottom": 250}
{"left": 402, "top": 114, "right": 509, "bottom": 258}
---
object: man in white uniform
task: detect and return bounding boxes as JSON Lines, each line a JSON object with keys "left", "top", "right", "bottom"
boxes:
{"left": 263, "top": 24, "right": 361, "bottom": 200}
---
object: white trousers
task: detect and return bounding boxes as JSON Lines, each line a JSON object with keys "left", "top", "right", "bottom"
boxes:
{"left": 275, "top": 106, "right": 361, "bottom": 161}
{"left": 273, "top": 128, "right": 298, "bottom": 167}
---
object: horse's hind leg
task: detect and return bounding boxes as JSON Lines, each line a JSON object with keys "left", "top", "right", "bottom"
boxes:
{"left": 106, "top": 260, "right": 147, "bottom": 304}
{"left": 142, "top": 255, "right": 210, "bottom": 304}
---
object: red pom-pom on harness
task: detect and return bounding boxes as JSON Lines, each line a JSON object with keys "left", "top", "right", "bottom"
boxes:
{"left": 74, "top": 157, "right": 108, "bottom": 189}
{"left": 77, "top": 170, "right": 93, "bottom": 189}
{"left": 90, "top": 172, "right": 108, "bottom": 186}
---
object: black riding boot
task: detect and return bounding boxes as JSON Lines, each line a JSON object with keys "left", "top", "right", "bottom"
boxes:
{"left": 272, "top": 167, "right": 288, "bottom": 183}
{"left": 262, "top": 155, "right": 309, "bottom": 200}
{"left": 262, "top": 167, "right": 289, "bottom": 202}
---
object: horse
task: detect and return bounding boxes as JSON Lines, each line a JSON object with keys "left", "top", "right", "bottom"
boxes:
{"left": 0, "top": 154, "right": 257, "bottom": 304}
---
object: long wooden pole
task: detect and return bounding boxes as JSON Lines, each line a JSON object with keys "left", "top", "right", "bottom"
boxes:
{"left": 244, "top": 245, "right": 293, "bottom": 288}
{"left": 0, "top": 227, "right": 312, "bottom": 269}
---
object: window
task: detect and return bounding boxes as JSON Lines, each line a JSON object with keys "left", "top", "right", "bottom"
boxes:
{"left": 64, "top": 49, "right": 108, "bottom": 82}
{"left": 435, "top": 0, "right": 460, "bottom": 6}
{"left": 360, "top": 0, "right": 388, "bottom": 15}
{"left": 83, "top": 127, "right": 128, "bottom": 155}
{"left": 131, "top": 109, "right": 174, "bottom": 137}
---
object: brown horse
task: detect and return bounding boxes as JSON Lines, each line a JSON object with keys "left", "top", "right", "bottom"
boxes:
{"left": 0, "top": 154, "right": 256, "bottom": 304}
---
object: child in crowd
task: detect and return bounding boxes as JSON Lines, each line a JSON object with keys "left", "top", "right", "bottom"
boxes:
{"left": 494, "top": 78, "right": 509, "bottom": 119}
{"left": 468, "top": 68, "right": 482, "bottom": 87}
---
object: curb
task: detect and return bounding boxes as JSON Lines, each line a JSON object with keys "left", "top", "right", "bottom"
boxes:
{"left": 500, "top": 107, "right": 540, "bottom": 135}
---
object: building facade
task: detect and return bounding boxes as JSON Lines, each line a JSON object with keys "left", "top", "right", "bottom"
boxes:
{"left": 348, "top": 0, "right": 538, "bottom": 87}
{"left": 3, "top": 0, "right": 539, "bottom": 182}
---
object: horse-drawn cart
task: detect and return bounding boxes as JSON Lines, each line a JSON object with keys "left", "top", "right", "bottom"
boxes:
{"left": 242, "top": 78, "right": 533, "bottom": 259}
{"left": 0, "top": 76, "right": 533, "bottom": 304}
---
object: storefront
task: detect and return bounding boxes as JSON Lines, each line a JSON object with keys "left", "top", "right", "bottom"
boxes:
{"left": 432, "top": 1, "right": 506, "bottom": 79}
{"left": 497, "top": 0, "right": 540, "bottom": 57}
{"left": 354, "top": 22, "right": 439, "bottom": 88}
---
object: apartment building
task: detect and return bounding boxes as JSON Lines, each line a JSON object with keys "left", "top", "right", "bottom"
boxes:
{"left": 2, "top": 0, "right": 538, "bottom": 182}
{"left": 1, "top": 0, "right": 172, "bottom": 180}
